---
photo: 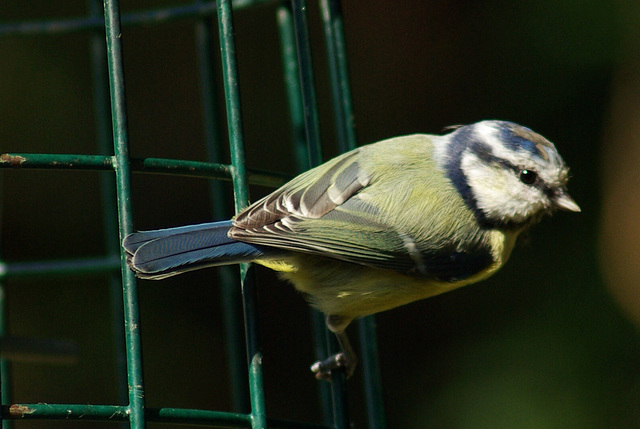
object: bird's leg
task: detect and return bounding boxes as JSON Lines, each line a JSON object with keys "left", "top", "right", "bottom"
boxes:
{"left": 310, "top": 315, "right": 357, "bottom": 381}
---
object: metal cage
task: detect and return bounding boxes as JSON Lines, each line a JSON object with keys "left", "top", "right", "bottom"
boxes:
{"left": 0, "top": 1, "right": 386, "bottom": 428}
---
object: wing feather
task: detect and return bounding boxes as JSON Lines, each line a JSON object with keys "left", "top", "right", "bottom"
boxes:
{"left": 235, "top": 150, "right": 369, "bottom": 227}
{"left": 231, "top": 139, "right": 493, "bottom": 281}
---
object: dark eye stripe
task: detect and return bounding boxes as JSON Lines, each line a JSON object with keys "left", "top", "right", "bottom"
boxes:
{"left": 469, "top": 141, "right": 553, "bottom": 195}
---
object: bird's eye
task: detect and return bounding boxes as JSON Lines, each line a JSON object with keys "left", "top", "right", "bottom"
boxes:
{"left": 519, "top": 169, "right": 538, "bottom": 185}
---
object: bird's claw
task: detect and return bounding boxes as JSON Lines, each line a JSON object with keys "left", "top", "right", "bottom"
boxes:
{"left": 311, "top": 352, "right": 354, "bottom": 381}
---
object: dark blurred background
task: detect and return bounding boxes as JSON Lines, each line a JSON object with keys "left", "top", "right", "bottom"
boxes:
{"left": 2, "top": 0, "right": 639, "bottom": 428}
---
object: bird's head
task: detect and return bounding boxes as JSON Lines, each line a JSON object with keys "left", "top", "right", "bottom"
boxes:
{"left": 435, "top": 120, "right": 580, "bottom": 230}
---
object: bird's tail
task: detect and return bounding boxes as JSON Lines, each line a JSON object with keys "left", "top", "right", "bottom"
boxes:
{"left": 122, "top": 220, "right": 266, "bottom": 279}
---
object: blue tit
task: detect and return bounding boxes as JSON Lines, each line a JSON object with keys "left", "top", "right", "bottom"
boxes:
{"left": 123, "top": 120, "right": 580, "bottom": 379}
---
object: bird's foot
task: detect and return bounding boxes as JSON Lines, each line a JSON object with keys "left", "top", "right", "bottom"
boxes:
{"left": 310, "top": 351, "right": 356, "bottom": 381}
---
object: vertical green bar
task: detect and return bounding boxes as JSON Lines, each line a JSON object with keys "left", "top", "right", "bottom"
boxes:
{"left": 0, "top": 198, "right": 12, "bottom": 429}
{"left": 276, "top": 4, "right": 309, "bottom": 170}
{"left": 194, "top": 0, "right": 250, "bottom": 413}
{"left": 0, "top": 150, "right": 11, "bottom": 429}
{"left": 358, "top": 317, "right": 387, "bottom": 429}
{"left": 89, "top": 0, "right": 129, "bottom": 408}
{"left": 319, "top": 1, "right": 388, "bottom": 428}
{"left": 289, "top": 1, "right": 350, "bottom": 428}
{"left": 216, "top": 1, "right": 267, "bottom": 427}
{"left": 102, "top": 0, "right": 146, "bottom": 427}
{"left": 0, "top": 288, "right": 10, "bottom": 429}
{"left": 276, "top": 4, "right": 334, "bottom": 424}
{"left": 318, "top": 0, "right": 356, "bottom": 153}
{"left": 290, "top": 0, "right": 323, "bottom": 167}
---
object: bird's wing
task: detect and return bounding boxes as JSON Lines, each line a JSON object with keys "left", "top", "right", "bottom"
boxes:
{"left": 232, "top": 148, "right": 492, "bottom": 282}
{"left": 235, "top": 150, "right": 369, "bottom": 225}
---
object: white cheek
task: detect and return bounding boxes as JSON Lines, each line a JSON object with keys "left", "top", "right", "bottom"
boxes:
{"left": 462, "top": 153, "right": 547, "bottom": 222}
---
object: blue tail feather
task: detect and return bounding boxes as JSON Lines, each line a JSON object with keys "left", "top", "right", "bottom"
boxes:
{"left": 123, "top": 220, "right": 267, "bottom": 279}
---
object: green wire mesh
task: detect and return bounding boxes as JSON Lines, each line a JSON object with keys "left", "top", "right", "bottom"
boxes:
{"left": 0, "top": 1, "right": 387, "bottom": 428}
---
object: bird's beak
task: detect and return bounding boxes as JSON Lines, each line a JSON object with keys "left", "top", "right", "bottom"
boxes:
{"left": 554, "top": 191, "right": 581, "bottom": 212}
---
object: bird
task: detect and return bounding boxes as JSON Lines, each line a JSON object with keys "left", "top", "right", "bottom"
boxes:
{"left": 123, "top": 120, "right": 580, "bottom": 380}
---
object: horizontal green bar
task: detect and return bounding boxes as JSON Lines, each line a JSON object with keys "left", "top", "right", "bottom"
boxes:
{"left": 0, "top": 153, "right": 112, "bottom": 169}
{"left": 148, "top": 407, "right": 251, "bottom": 427}
{"left": 0, "top": 255, "right": 121, "bottom": 280}
{"left": 3, "top": 404, "right": 129, "bottom": 421}
{"left": 0, "top": 0, "right": 277, "bottom": 36}
{"left": 0, "top": 153, "right": 289, "bottom": 187}
{"left": 0, "top": 153, "right": 231, "bottom": 178}
{"left": 136, "top": 158, "right": 291, "bottom": 188}
{"left": 246, "top": 169, "right": 290, "bottom": 189}
{"left": 2, "top": 404, "right": 330, "bottom": 428}
{"left": 133, "top": 157, "right": 232, "bottom": 180}
{"left": 3, "top": 404, "right": 251, "bottom": 426}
